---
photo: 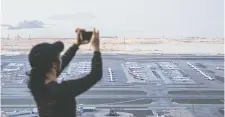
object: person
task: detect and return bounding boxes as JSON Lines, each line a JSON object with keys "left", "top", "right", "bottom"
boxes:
{"left": 27, "top": 28, "right": 102, "bottom": 117}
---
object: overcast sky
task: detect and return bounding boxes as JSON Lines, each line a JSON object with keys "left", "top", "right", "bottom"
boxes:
{"left": 1, "top": 0, "right": 224, "bottom": 38}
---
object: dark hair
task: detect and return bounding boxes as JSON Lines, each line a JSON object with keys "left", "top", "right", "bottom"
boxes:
{"left": 27, "top": 55, "right": 60, "bottom": 99}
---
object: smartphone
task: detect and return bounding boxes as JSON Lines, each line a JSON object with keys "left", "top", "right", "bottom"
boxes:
{"left": 81, "top": 31, "right": 93, "bottom": 43}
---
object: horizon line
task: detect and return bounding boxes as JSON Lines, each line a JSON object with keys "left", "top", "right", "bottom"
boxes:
{"left": 0, "top": 37, "right": 224, "bottom": 39}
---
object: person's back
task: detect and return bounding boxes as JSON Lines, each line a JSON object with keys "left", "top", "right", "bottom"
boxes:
{"left": 27, "top": 28, "right": 102, "bottom": 117}
{"left": 36, "top": 82, "right": 76, "bottom": 117}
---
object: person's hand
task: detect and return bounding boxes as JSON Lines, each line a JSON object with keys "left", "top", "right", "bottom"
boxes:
{"left": 74, "top": 28, "right": 84, "bottom": 46}
{"left": 90, "top": 28, "right": 100, "bottom": 52}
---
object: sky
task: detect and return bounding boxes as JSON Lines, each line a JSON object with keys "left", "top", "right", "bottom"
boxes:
{"left": 1, "top": 0, "right": 224, "bottom": 38}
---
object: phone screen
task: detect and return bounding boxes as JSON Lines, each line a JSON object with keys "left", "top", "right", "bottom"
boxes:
{"left": 81, "top": 31, "right": 93, "bottom": 42}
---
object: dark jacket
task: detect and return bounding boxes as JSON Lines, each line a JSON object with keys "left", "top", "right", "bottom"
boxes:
{"left": 35, "top": 44, "right": 102, "bottom": 117}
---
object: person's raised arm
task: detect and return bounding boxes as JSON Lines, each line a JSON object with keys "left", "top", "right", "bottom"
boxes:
{"left": 57, "top": 29, "right": 83, "bottom": 76}
{"left": 59, "top": 29, "right": 102, "bottom": 96}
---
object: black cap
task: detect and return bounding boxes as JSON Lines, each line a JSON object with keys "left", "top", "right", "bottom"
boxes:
{"left": 29, "top": 41, "right": 64, "bottom": 68}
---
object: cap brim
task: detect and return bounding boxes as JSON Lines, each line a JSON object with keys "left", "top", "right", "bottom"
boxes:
{"left": 52, "top": 41, "right": 64, "bottom": 53}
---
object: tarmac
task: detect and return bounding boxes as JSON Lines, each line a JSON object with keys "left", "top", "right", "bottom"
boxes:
{"left": 1, "top": 54, "right": 224, "bottom": 117}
